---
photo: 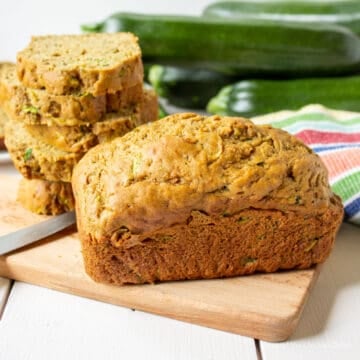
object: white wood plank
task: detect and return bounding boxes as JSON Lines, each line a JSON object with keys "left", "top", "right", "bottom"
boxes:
{"left": 0, "top": 282, "right": 257, "bottom": 360}
{"left": 0, "top": 277, "right": 11, "bottom": 317}
{"left": 0, "top": 164, "right": 20, "bottom": 177}
{"left": 261, "top": 222, "right": 360, "bottom": 360}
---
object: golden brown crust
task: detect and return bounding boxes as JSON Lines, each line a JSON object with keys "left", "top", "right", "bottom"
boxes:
{"left": 81, "top": 198, "right": 342, "bottom": 285}
{"left": 1, "top": 64, "right": 144, "bottom": 126}
{"left": 16, "top": 33, "right": 143, "bottom": 96}
{"left": 72, "top": 113, "right": 344, "bottom": 285}
{"left": 17, "top": 178, "right": 74, "bottom": 215}
{"left": 74, "top": 113, "right": 335, "bottom": 236}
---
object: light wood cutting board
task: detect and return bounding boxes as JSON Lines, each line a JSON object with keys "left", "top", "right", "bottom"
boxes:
{"left": 0, "top": 175, "right": 320, "bottom": 342}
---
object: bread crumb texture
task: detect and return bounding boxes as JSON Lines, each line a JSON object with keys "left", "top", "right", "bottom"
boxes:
{"left": 17, "top": 33, "right": 143, "bottom": 96}
{"left": 4, "top": 89, "right": 158, "bottom": 179}
{"left": 73, "top": 113, "right": 344, "bottom": 284}
{"left": 4, "top": 120, "right": 84, "bottom": 182}
{"left": 1, "top": 63, "right": 144, "bottom": 126}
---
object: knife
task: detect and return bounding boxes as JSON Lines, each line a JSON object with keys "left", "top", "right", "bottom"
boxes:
{"left": 0, "top": 211, "right": 76, "bottom": 256}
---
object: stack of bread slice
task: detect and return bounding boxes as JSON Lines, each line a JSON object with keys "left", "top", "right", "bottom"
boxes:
{"left": 1, "top": 33, "right": 158, "bottom": 215}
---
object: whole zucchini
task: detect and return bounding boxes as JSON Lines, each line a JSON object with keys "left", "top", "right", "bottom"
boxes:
{"left": 149, "top": 65, "right": 234, "bottom": 109}
{"left": 207, "top": 76, "right": 360, "bottom": 118}
{"left": 82, "top": 12, "right": 360, "bottom": 77}
{"left": 203, "top": 1, "right": 360, "bottom": 36}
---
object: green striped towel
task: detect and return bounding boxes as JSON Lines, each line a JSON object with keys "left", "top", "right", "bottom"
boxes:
{"left": 253, "top": 105, "right": 360, "bottom": 226}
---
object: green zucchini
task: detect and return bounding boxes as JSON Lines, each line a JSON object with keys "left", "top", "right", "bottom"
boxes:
{"left": 149, "top": 65, "right": 234, "bottom": 109}
{"left": 143, "top": 63, "right": 153, "bottom": 82}
{"left": 207, "top": 76, "right": 360, "bottom": 118}
{"left": 82, "top": 12, "right": 360, "bottom": 77}
{"left": 203, "top": 1, "right": 360, "bottom": 36}
{"left": 158, "top": 102, "right": 168, "bottom": 119}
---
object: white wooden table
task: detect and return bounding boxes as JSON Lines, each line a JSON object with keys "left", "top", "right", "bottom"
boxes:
{"left": 1, "top": 1, "right": 360, "bottom": 358}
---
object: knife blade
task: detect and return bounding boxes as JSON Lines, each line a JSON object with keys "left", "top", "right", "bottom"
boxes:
{"left": 0, "top": 211, "right": 76, "bottom": 256}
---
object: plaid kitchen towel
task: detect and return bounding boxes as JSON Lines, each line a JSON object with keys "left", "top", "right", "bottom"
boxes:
{"left": 253, "top": 104, "right": 360, "bottom": 226}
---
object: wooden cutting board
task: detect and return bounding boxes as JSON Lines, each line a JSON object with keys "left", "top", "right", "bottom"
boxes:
{"left": 0, "top": 175, "right": 319, "bottom": 342}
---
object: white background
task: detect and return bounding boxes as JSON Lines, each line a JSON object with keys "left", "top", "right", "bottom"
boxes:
{"left": 1, "top": 0, "right": 211, "bottom": 62}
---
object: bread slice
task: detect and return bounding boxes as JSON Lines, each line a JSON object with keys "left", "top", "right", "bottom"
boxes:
{"left": 1, "top": 64, "right": 143, "bottom": 126}
{"left": 24, "top": 88, "right": 158, "bottom": 152}
{"left": 5, "top": 90, "right": 158, "bottom": 180}
{"left": 72, "top": 113, "right": 343, "bottom": 285}
{"left": 93, "top": 89, "right": 158, "bottom": 144}
{"left": 17, "top": 33, "right": 143, "bottom": 96}
{"left": 17, "top": 178, "right": 74, "bottom": 215}
{"left": 5, "top": 120, "right": 83, "bottom": 182}
{"left": 138, "top": 88, "right": 159, "bottom": 124}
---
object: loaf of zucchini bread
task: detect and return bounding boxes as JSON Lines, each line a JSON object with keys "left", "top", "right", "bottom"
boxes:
{"left": 72, "top": 113, "right": 343, "bottom": 285}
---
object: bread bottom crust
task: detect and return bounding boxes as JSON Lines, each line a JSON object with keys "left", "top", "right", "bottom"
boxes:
{"left": 80, "top": 195, "right": 343, "bottom": 285}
